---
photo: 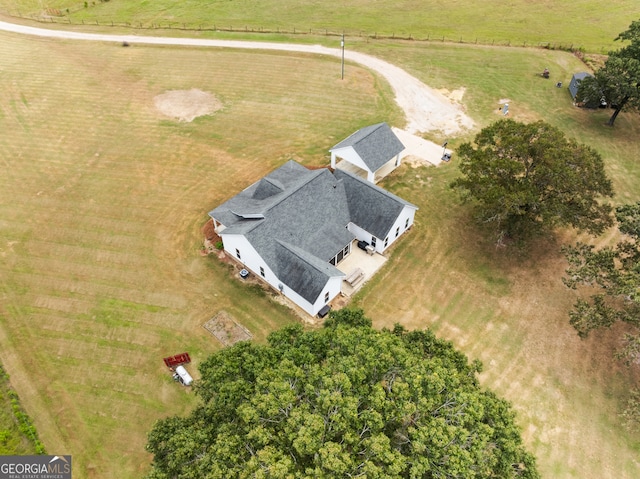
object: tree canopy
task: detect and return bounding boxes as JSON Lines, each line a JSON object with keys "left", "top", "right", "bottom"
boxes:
{"left": 450, "top": 119, "right": 613, "bottom": 243}
{"left": 563, "top": 203, "right": 640, "bottom": 428}
{"left": 145, "top": 309, "right": 539, "bottom": 478}
{"left": 563, "top": 202, "right": 640, "bottom": 357}
{"left": 577, "top": 19, "right": 640, "bottom": 126}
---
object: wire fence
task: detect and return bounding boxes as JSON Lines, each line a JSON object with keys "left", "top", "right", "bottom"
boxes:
{"left": 3, "top": 10, "right": 587, "bottom": 53}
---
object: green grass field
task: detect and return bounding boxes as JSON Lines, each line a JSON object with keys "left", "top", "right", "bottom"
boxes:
{"left": 0, "top": 366, "right": 40, "bottom": 455}
{"left": 0, "top": 7, "right": 640, "bottom": 479}
{"left": 2, "top": 0, "right": 640, "bottom": 52}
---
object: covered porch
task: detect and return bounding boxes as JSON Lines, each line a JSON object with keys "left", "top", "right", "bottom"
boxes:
{"left": 333, "top": 158, "right": 399, "bottom": 184}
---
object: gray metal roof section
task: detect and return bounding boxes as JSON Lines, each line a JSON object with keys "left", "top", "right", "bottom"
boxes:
{"left": 335, "top": 168, "right": 418, "bottom": 240}
{"left": 569, "top": 72, "right": 592, "bottom": 99}
{"left": 330, "top": 122, "right": 405, "bottom": 172}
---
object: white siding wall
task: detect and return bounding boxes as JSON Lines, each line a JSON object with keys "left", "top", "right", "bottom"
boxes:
{"left": 331, "top": 147, "right": 368, "bottom": 170}
{"left": 310, "top": 276, "right": 343, "bottom": 316}
{"left": 220, "top": 234, "right": 279, "bottom": 288}
{"left": 347, "top": 222, "right": 381, "bottom": 253}
{"left": 381, "top": 206, "right": 417, "bottom": 251}
{"left": 346, "top": 205, "right": 417, "bottom": 253}
{"left": 220, "top": 233, "right": 343, "bottom": 317}
{"left": 331, "top": 147, "right": 375, "bottom": 181}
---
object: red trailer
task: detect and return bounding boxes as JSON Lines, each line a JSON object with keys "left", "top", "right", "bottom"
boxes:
{"left": 163, "top": 352, "right": 191, "bottom": 369}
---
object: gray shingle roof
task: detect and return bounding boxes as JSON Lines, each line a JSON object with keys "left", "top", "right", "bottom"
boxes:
{"left": 209, "top": 160, "right": 416, "bottom": 305}
{"left": 330, "top": 122, "right": 405, "bottom": 172}
{"left": 275, "top": 241, "right": 341, "bottom": 303}
{"left": 334, "top": 168, "right": 417, "bottom": 240}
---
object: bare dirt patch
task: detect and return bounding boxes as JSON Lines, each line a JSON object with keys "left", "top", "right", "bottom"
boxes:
{"left": 437, "top": 87, "right": 466, "bottom": 103}
{"left": 153, "top": 88, "right": 222, "bottom": 122}
{"left": 203, "top": 311, "right": 253, "bottom": 346}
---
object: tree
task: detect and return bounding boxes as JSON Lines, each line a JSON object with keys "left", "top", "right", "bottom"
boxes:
{"left": 146, "top": 309, "right": 539, "bottom": 478}
{"left": 563, "top": 202, "right": 640, "bottom": 341}
{"left": 450, "top": 119, "right": 613, "bottom": 243}
{"left": 563, "top": 202, "right": 640, "bottom": 428}
{"left": 576, "top": 19, "right": 640, "bottom": 127}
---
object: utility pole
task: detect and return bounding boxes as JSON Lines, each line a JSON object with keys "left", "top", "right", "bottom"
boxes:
{"left": 341, "top": 34, "right": 345, "bottom": 80}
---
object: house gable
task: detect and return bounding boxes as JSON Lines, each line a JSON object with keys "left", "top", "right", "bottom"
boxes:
{"left": 335, "top": 168, "right": 417, "bottom": 240}
{"left": 275, "top": 240, "right": 343, "bottom": 304}
{"left": 330, "top": 122, "right": 405, "bottom": 173}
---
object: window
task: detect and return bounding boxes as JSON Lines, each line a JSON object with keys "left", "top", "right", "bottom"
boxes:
{"left": 395, "top": 226, "right": 400, "bottom": 238}
{"left": 324, "top": 292, "right": 330, "bottom": 303}
{"left": 384, "top": 237, "right": 389, "bottom": 248}
{"left": 235, "top": 248, "right": 241, "bottom": 260}
{"left": 405, "top": 218, "right": 410, "bottom": 229}
{"left": 260, "top": 266, "right": 265, "bottom": 277}
{"left": 371, "top": 237, "right": 377, "bottom": 248}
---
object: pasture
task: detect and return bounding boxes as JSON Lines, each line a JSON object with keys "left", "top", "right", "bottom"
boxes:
{"left": 1, "top": 17, "right": 640, "bottom": 479}
{"left": 2, "top": 0, "right": 640, "bottom": 53}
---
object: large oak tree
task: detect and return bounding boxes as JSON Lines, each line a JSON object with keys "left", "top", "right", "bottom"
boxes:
{"left": 450, "top": 119, "right": 613, "bottom": 243}
{"left": 145, "top": 309, "right": 539, "bottom": 478}
{"left": 576, "top": 19, "right": 640, "bottom": 126}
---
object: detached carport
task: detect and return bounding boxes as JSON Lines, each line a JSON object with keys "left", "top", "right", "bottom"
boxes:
{"left": 330, "top": 122, "right": 405, "bottom": 183}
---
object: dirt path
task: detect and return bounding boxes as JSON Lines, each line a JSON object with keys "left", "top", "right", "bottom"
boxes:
{"left": 0, "top": 19, "right": 474, "bottom": 139}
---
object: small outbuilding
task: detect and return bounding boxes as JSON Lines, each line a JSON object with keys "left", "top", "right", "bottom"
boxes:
{"left": 569, "top": 72, "right": 592, "bottom": 101}
{"left": 330, "top": 122, "right": 405, "bottom": 183}
{"left": 568, "top": 72, "right": 607, "bottom": 108}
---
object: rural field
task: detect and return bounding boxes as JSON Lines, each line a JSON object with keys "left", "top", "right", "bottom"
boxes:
{"left": 2, "top": 0, "right": 640, "bottom": 53}
{"left": 0, "top": 5, "right": 640, "bottom": 479}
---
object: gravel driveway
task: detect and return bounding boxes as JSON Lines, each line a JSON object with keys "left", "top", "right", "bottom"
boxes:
{"left": 0, "top": 19, "right": 474, "bottom": 162}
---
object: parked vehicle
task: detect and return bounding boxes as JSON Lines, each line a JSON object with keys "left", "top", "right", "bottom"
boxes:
{"left": 174, "top": 365, "right": 193, "bottom": 386}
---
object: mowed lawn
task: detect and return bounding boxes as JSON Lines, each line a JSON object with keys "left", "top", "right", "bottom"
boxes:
{"left": 355, "top": 40, "right": 640, "bottom": 478}
{"left": 1, "top": 27, "right": 640, "bottom": 479}
{"left": 0, "top": 31, "right": 401, "bottom": 478}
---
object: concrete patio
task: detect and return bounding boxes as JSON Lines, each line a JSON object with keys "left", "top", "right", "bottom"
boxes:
{"left": 336, "top": 242, "right": 387, "bottom": 296}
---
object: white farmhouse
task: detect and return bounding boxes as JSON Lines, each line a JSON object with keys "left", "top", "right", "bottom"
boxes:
{"left": 209, "top": 160, "right": 417, "bottom": 316}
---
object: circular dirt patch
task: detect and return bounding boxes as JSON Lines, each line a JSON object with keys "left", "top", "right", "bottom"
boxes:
{"left": 153, "top": 89, "right": 222, "bottom": 122}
